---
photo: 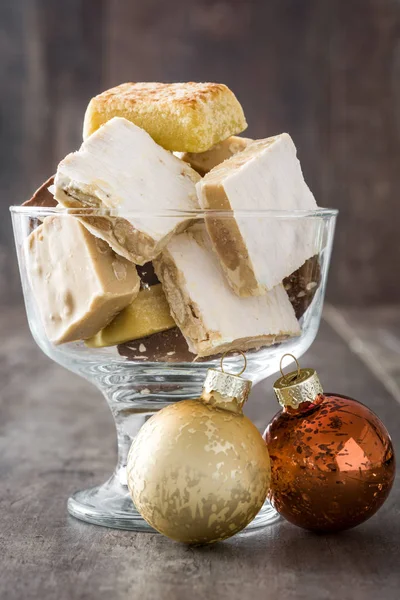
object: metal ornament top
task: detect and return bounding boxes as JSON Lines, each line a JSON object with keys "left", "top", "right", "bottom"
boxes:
{"left": 201, "top": 351, "right": 252, "bottom": 414}
{"left": 273, "top": 354, "right": 324, "bottom": 409}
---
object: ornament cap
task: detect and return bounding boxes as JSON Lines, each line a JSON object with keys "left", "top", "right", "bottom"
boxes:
{"left": 273, "top": 354, "right": 323, "bottom": 409}
{"left": 201, "top": 352, "right": 252, "bottom": 413}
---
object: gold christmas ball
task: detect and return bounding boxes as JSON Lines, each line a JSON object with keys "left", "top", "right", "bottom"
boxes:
{"left": 127, "top": 370, "right": 271, "bottom": 544}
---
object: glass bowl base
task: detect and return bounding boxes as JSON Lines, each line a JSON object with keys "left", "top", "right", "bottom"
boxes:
{"left": 67, "top": 473, "right": 280, "bottom": 532}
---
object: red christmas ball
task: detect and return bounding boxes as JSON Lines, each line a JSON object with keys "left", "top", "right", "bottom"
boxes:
{"left": 264, "top": 393, "right": 395, "bottom": 532}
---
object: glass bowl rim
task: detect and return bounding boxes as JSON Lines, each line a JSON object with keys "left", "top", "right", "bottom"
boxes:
{"left": 10, "top": 206, "right": 338, "bottom": 219}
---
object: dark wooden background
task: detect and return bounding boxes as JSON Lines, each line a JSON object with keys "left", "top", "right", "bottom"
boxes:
{"left": 2, "top": 4, "right": 400, "bottom": 596}
{"left": 1, "top": 0, "right": 400, "bottom": 307}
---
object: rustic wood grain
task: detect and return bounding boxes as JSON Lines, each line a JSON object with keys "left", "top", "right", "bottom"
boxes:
{"left": 325, "top": 304, "right": 400, "bottom": 406}
{"left": 1, "top": 308, "right": 399, "bottom": 600}
{"left": 0, "top": 0, "right": 105, "bottom": 306}
{"left": 325, "top": 0, "right": 400, "bottom": 304}
{"left": 0, "top": 0, "right": 36, "bottom": 305}
{"left": 2, "top": 0, "right": 400, "bottom": 307}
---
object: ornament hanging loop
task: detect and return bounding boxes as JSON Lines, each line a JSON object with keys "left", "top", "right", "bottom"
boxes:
{"left": 202, "top": 350, "right": 252, "bottom": 414}
{"left": 280, "top": 353, "right": 301, "bottom": 382}
{"left": 274, "top": 355, "right": 323, "bottom": 409}
{"left": 220, "top": 350, "right": 247, "bottom": 377}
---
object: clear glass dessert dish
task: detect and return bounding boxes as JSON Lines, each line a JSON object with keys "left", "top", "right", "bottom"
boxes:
{"left": 11, "top": 206, "right": 337, "bottom": 531}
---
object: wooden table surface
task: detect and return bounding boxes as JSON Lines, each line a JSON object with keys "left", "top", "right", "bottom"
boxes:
{"left": 1, "top": 305, "right": 399, "bottom": 600}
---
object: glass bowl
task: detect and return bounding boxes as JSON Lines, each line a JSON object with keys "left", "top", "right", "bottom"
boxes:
{"left": 10, "top": 206, "right": 337, "bottom": 531}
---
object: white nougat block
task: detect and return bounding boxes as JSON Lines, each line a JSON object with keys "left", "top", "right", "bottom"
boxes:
{"left": 26, "top": 216, "right": 140, "bottom": 344}
{"left": 197, "top": 133, "right": 318, "bottom": 296}
{"left": 54, "top": 117, "right": 201, "bottom": 265}
{"left": 153, "top": 225, "right": 300, "bottom": 357}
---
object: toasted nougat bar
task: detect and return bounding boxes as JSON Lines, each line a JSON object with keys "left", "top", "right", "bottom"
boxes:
{"left": 196, "top": 134, "right": 318, "bottom": 296}
{"left": 86, "top": 284, "right": 176, "bottom": 348}
{"left": 153, "top": 225, "right": 300, "bottom": 357}
{"left": 176, "top": 136, "right": 252, "bottom": 176}
{"left": 26, "top": 216, "right": 140, "bottom": 344}
{"left": 83, "top": 82, "right": 247, "bottom": 152}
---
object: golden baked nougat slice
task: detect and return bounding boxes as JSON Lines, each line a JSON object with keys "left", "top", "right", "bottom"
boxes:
{"left": 83, "top": 82, "right": 247, "bottom": 152}
{"left": 86, "top": 284, "right": 176, "bottom": 348}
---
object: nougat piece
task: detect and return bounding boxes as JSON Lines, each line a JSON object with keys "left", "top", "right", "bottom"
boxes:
{"left": 153, "top": 225, "right": 300, "bottom": 357}
{"left": 283, "top": 256, "right": 321, "bottom": 319}
{"left": 197, "top": 134, "right": 318, "bottom": 296}
{"left": 83, "top": 82, "right": 247, "bottom": 152}
{"left": 86, "top": 284, "right": 176, "bottom": 348}
{"left": 26, "top": 216, "right": 140, "bottom": 344}
{"left": 54, "top": 117, "right": 201, "bottom": 265}
{"left": 136, "top": 262, "right": 160, "bottom": 287}
{"left": 22, "top": 176, "right": 57, "bottom": 207}
{"left": 176, "top": 136, "right": 252, "bottom": 176}
{"left": 118, "top": 328, "right": 195, "bottom": 363}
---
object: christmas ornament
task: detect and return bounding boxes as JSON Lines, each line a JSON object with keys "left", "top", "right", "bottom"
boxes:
{"left": 127, "top": 352, "right": 271, "bottom": 544}
{"left": 264, "top": 354, "right": 395, "bottom": 532}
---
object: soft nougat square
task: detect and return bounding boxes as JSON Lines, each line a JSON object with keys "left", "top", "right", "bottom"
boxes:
{"left": 26, "top": 216, "right": 140, "bottom": 344}
{"left": 153, "top": 225, "right": 300, "bottom": 357}
{"left": 197, "top": 134, "right": 318, "bottom": 296}
{"left": 55, "top": 117, "right": 201, "bottom": 265}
